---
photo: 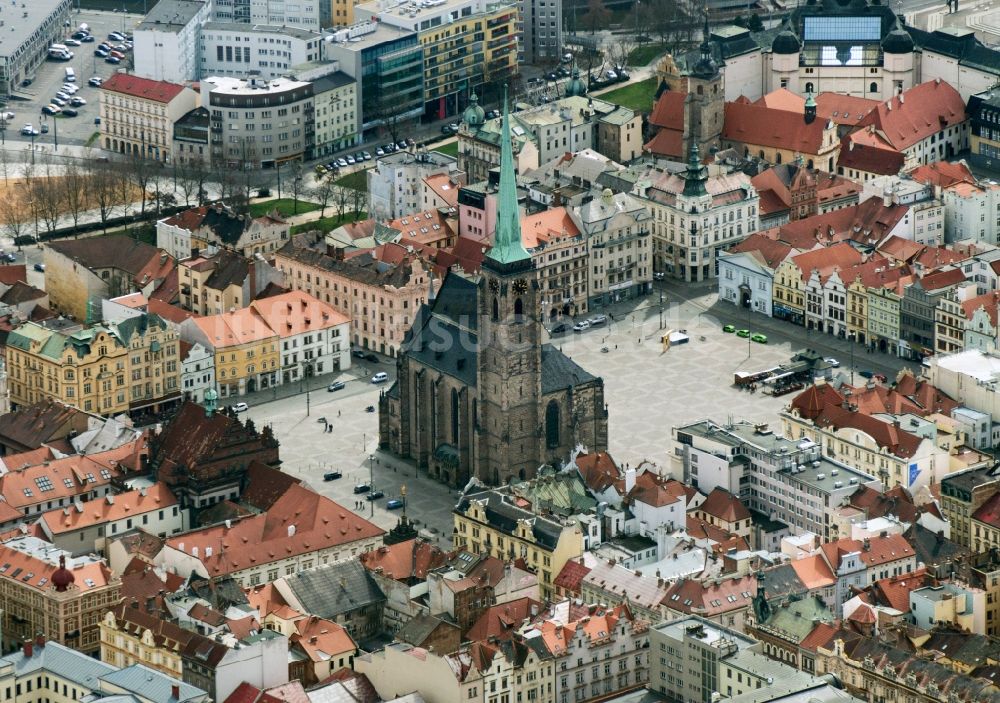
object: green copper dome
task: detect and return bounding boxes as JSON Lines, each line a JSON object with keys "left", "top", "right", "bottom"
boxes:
{"left": 463, "top": 91, "right": 485, "bottom": 128}
{"left": 564, "top": 64, "right": 586, "bottom": 97}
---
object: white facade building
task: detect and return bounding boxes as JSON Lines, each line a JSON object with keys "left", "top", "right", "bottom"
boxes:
{"left": 942, "top": 180, "right": 1000, "bottom": 245}
{"left": 134, "top": 0, "right": 209, "bottom": 83}
{"left": 718, "top": 250, "right": 778, "bottom": 318}
{"left": 200, "top": 23, "right": 324, "bottom": 79}
{"left": 367, "top": 150, "right": 461, "bottom": 221}
{"left": 181, "top": 341, "right": 216, "bottom": 403}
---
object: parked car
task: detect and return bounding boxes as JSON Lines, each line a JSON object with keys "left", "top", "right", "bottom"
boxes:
{"left": 81, "top": 35, "right": 95, "bottom": 43}
{"left": 653, "top": 272, "right": 665, "bottom": 280}
{"left": 109, "top": 50, "right": 125, "bottom": 59}
{"left": 362, "top": 151, "right": 372, "bottom": 160}
{"left": 64, "top": 39, "right": 81, "bottom": 47}
{"left": 20, "top": 78, "right": 32, "bottom": 87}
{"left": 20, "top": 124, "right": 38, "bottom": 136}
{"left": 371, "top": 372, "right": 388, "bottom": 384}
{"left": 397, "top": 141, "right": 407, "bottom": 150}
{"left": 327, "top": 381, "right": 346, "bottom": 392}
{"left": 736, "top": 329, "right": 750, "bottom": 338}
{"left": 367, "top": 490, "right": 385, "bottom": 501}
{"left": 365, "top": 353, "right": 380, "bottom": 363}
{"left": 61, "top": 108, "right": 78, "bottom": 117}
{"left": 40, "top": 124, "right": 48, "bottom": 133}
{"left": 751, "top": 333, "right": 768, "bottom": 344}
{"left": 386, "top": 499, "right": 404, "bottom": 510}
{"left": 323, "top": 471, "right": 343, "bottom": 481}
{"left": 0, "top": 111, "right": 13, "bottom": 121}
{"left": 441, "top": 124, "right": 454, "bottom": 135}
{"left": 573, "top": 320, "right": 591, "bottom": 332}
{"left": 108, "top": 31, "right": 125, "bottom": 41}
{"left": 376, "top": 147, "right": 385, "bottom": 156}
{"left": 824, "top": 357, "right": 840, "bottom": 367}
{"left": 589, "top": 314, "right": 608, "bottom": 327}
{"left": 346, "top": 155, "right": 355, "bottom": 165}
{"left": 858, "top": 370, "right": 874, "bottom": 379}
{"left": 42, "top": 105, "right": 60, "bottom": 115}
{"left": 353, "top": 483, "right": 371, "bottom": 494}
{"left": 95, "top": 49, "right": 109, "bottom": 57}
{"left": 231, "top": 401, "right": 249, "bottom": 412}
{"left": 105, "top": 56, "right": 121, "bottom": 64}
{"left": 88, "top": 77, "right": 102, "bottom": 87}
{"left": 549, "top": 322, "right": 568, "bottom": 334}
{"left": 723, "top": 324, "right": 735, "bottom": 333}
{"left": 352, "top": 350, "right": 366, "bottom": 359}
{"left": 33, "top": 264, "right": 45, "bottom": 272}
{"left": 4, "top": 253, "right": 15, "bottom": 262}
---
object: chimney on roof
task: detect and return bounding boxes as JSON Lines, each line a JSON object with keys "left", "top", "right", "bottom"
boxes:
{"left": 22, "top": 641, "right": 32, "bottom": 658}
{"left": 34, "top": 633, "right": 44, "bottom": 649}
{"left": 863, "top": 538, "right": 871, "bottom": 552}
{"left": 171, "top": 684, "right": 180, "bottom": 700}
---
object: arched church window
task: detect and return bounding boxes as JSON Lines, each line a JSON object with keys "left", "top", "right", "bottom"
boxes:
{"left": 805, "top": 82, "right": 814, "bottom": 94}
{"left": 870, "top": 82, "right": 878, "bottom": 93}
{"left": 514, "top": 298, "right": 524, "bottom": 318}
{"left": 492, "top": 297, "right": 499, "bottom": 321}
{"left": 545, "top": 400, "right": 560, "bottom": 448}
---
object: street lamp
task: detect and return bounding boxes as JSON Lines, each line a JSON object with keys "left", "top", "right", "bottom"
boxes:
{"left": 368, "top": 454, "right": 375, "bottom": 517}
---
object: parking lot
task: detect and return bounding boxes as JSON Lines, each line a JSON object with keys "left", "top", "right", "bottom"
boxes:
{"left": 6, "top": 10, "right": 142, "bottom": 147}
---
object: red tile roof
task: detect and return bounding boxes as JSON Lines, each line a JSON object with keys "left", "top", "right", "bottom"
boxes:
{"left": 812, "top": 404, "right": 923, "bottom": 458}
{"left": 649, "top": 91, "right": 685, "bottom": 130}
{"left": 856, "top": 80, "right": 967, "bottom": 152}
{"left": 728, "top": 233, "right": 792, "bottom": 269}
{"left": 292, "top": 615, "right": 356, "bottom": 663}
{"left": 695, "top": 487, "right": 750, "bottom": 523}
{"left": 553, "top": 557, "right": 591, "bottom": 593}
{"left": 799, "top": 621, "right": 850, "bottom": 652}
{"left": 626, "top": 472, "right": 687, "bottom": 508}
{"left": 838, "top": 132, "right": 906, "bottom": 176}
{"left": 101, "top": 73, "right": 187, "bottom": 103}
{"left": 790, "top": 554, "right": 836, "bottom": 590}
{"left": 163, "top": 483, "right": 384, "bottom": 577}
{"left": 465, "top": 597, "right": 543, "bottom": 642}
{"left": 820, "top": 533, "right": 915, "bottom": 571}
{"left": 871, "top": 567, "right": 931, "bottom": 612}
{"left": 790, "top": 242, "right": 864, "bottom": 283}
{"left": 779, "top": 199, "right": 908, "bottom": 249}
{"left": 663, "top": 574, "right": 757, "bottom": 616}
{"left": 39, "top": 483, "right": 177, "bottom": 535}
{"left": 723, "top": 101, "right": 832, "bottom": 154}
{"left": 816, "top": 92, "right": 880, "bottom": 127}
{"left": 644, "top": 128, "right": 685, "bottom": 160}
{"left": 919, "top": 267, "right": 966, "bottom": 291}
{"left": 359, "top": 538, "right": 451, "bottom": 582}
{"left": 575, "top": 451, "right": 623, "bottom": 494}
{"left": 973, "top": 491, "right": 1000, "bottom": 528}
{"left": 0, "top": 265, "right": 27, "bottom": 286}
{"left": 962, "top": 291, "right": 1000, "bottom": 327}
{"left": 909, "top": 160, "right": 975, "bottom": 188}
{"left": 790, "top": 382, "right": 845, "bottom": 421}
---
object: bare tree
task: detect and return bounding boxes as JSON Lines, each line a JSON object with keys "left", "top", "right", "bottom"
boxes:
{"left": 608, "top": 36, "right": 636, "bottom": 72}
{"left": 90, "top": 161, "right": 120, "bottom": 232}
{"left": 288, "top": 164, "right": 306, "bottom": 215}
{"left": 61, "top": 161, "right": 88, "bottom": 234}
{"left": 348, "top": 186, "right": 365, "bottom": 218}
{"left": 311, "top": 174, "right": 337, "bottom": 219}
{"left": 581, "top": 0, "right": 611, "bottom": 35}
{"left": 31, "top": 159, "right": 62, "bottom": 236}
{"left": 333, "top": 184, "right": 351, "bottom": 222}
{"left": 0, "top": 185, "right": 31, "bottom": 245}
{"left": 125, "top": 158, "right": 152, "bottom": 219}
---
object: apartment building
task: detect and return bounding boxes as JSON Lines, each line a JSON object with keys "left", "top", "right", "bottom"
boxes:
{"left": 820, "top": 533, "right": 918, "bottom": 605}
{"left": 156, "top": 483, "right": 384, "bottom": 586}
{"left": 522, "top": 207, "right": 588, "bottom": 320}
{"left": 5, "top": 315, "right": 181, "bottom": 416}
{"left": 453, "top": 488, "right": 585, "bottom": 599}
{"left": 200, "top": 23, "right": 324, "bottom": 79}
{"left": 274, "top": 234, "right": 435, "bottom": 357}
{"left": 133, "top": 0, "right": 210, "bottom": 83}
{"left": 180, "top": 307, "right": 279, "bottom": 397}
{"left": 0, "top": 536, "right": 120, "bottom": 654}
{"left": 249, "top": 290, "right": 351, "bottom": 382}
{"left": 641, "top": 144, "right": 759, "bottom": 283}
{"left": 180, "top": 341, "right": 216, "bottom": 403}
{"left": 670, "top": 419, "right": 881, "bottom": 542}
{"left": 354, "top": 0, "right": 518, "bottom": 121}
{"left": 313, "top": 71, "right": 359, "bottom": 156}
{"left": 518, "top": 0, "right": 561, "bottom": 64}
{"left": 368, "top": 150, "right": 461, "bottom": 222}
{"left": 204, "top": 75, "right": 314, "bottom": 168}
{"left": 571, "top": 190, "right": 653, "bottom": 309}
{"left": 158, "top": 203, "right": 290, "bottom": 261}
{"left": 100, "top": 73, "right": 199, "bottom": 162}
{"left": 649, "top": 615, "right": 759, "bottom": 703}
{"left": 38, "top": 484, "right": 185, "bottom": 556}
{"left": 177, "top": 249, "right": 283, "bottom": 316}
{"left": 941, "top": 465, "right": 1000, "bottom": 548}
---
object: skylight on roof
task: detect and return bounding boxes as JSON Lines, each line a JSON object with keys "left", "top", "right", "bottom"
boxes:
{"left": 100, "top": 469, "right": 112, "bottom": 480}
{"left": 63, "top": 478, "right": 74, "bottom": 488}
{"left": 35, "top": 477, "right": 53, "bottom": 492}
{"left": 22, "top": 488, "right": 33, "bottom": 497}
{"left": 85, "top": 472, "right": 96, "bottom": 483}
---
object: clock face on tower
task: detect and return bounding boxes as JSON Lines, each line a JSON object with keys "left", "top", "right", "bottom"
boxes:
{"left": 489, "top": 279, "right": 500, "bottom": 295}
{"left": 512, "top": 278, "right": 528, "bottom": 295}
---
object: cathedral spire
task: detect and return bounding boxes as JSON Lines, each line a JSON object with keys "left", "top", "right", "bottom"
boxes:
{"left": 485, "top": 86, "right": 532, "bottom": 269}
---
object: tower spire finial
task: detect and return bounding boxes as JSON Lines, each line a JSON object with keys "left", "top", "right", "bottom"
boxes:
{"left": 484, "top": 85, "right": 531, "bottom": 268}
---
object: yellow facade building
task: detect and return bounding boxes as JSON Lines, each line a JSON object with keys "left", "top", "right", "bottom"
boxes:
{"left": 4, "top": 315, "right": 181, "bottom": 416}
{"left": 772, "top": 258, "right": 806, "bottom": 325}
{"left": 182, "top": 307, "right": 280, "bottom": 397}
{"left": 355, "top": 0, "right": 519, "bottom": 120}
{"left": 453, "top": 490, "right": 584, "bottom": 600}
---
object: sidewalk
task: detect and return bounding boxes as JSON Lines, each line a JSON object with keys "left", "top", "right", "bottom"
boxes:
{"left": 227, "top": 356, "right": 391, "bottom": 411}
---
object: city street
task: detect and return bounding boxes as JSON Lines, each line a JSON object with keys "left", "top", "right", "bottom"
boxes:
{"left": 241, "top": 279, "right": 920, "bottom": 549}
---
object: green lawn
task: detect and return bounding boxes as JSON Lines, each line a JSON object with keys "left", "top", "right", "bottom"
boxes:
{"left": 249, "top": 198, "right": 320, "bottom": 218}
{"left": 434, "top": 141, "right": 459, "bottom": 158}
{"left": 333, "top": 169, "right": 368, "bottom": 192}
{"left": 290, "top": 211, "right": 369, "bottom": 235}
{"left": 628, "top": 43, "right": 668, "bottom": 67}
{"left": 599, "top": 77, "right": 658, "bottom": 113}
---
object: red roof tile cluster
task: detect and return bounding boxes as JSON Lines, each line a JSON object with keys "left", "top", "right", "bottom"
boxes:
{"left": 870, "top": 567, "right": 932, "bottom": 612}
{"left": 553, "top": 557, "right": 592, "bottom": 594}
{"left": 961, "top": 290, "right": 1000, "bottom": 327}
{"left": 839, "top": 130, "right": 906, "bottom": 176}
{"left": 790, "top": 242, "right": 864, "bottom": 284}
{"left": 39, "top": 483, "right": 177, "bottom": 535}
{"left": 909, "top": 160, "right": 975, "bottom": 188}
{"left": 101, "top": 73, "right": 188, "bottom": 103}
{"left": 359, "top": 538, "right": 451, "bottom": 582}
{"left": 779, "top": 199, "right": 909, "bottom": 251}
{"left": 820, "top": 533, "right": 915, "bottom": 571}
{"left": 728, "top": 233, "right": 792, "bottom": 270}
{"left": 626, "top": 472, "right": 687, "bottom": 508}
{"left": 645, "top": 91, "right": 686, "bottom": 159}
{"left": 973, "top": 491, "right": 1000, "bottom": 528}
{"left": 574, "top": 451, "right": 623, "bottom": 494}
{"left": 856, "top": 80, "right": 967, "bottom": 152}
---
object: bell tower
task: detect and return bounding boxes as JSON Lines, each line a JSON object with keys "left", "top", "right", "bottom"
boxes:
{"left": 476, "top": 87, "right": 543, "bottom": 485}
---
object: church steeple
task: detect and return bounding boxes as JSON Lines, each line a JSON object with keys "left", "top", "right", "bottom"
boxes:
{"left": 682, "top": 141, "right": 708, "bottom": 197}
{"left": 485, "top": 87, "right": 532, "bottom": 270}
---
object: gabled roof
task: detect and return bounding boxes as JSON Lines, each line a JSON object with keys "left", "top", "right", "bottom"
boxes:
{"left": 870, "top": 567, "right": 931, "bottom": 612}
{"left": 909, "top": 160, "right": 975, "bottom": 187}
{"left": 973, "top": 491, "right": 1000, "bottom": 528}
{"left": 728, "top": 232, "right": 793, "bottom": 269}
{"left": 40, "top": 483, "right": 177, "bottom": 535}
{"left": 790, "top": 242, "right": 864, "bottom": 283}
{"left": 280, "top": 559, "right": 386, "bottom": 619}
{"left": 626, "top": 472, "right": 687, "bottom": 509}
{"left": 48, "top": 235, "right": 168, "bottom": 277}
{"left": 811, "top": 404, "right": 923, "bottom": 458}
{"left": 465, "top": 597, "right": 542, "bottom": 642}
{"left": 856, "top": 80, "right": 967, "bottom": 152}
{"left": 695, "top": 487, "right": 750, "bottom": 523}
{"left": 789, "top": 554, "right": 837, "bottom": 590}
{"left": 574, "top": 451, "right": 623, "bottom": 494}
{"left": 839, "top": 131, "right": 906, "bottom": 176}
{"left": 663, "top": 574, "right": 757, "bottom": 616}
{"left": 359, "top": 538, "right": 450, "bottom": 583}
{"left": 553, "top": 556, "right": 592, "bottom": 593}
{"left": 723, "top": 101, "right": 831, "bottom": 153}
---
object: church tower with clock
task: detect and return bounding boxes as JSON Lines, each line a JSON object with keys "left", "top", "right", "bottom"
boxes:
{"left": 476, "top": 89, "right": 544, "bottom": 485}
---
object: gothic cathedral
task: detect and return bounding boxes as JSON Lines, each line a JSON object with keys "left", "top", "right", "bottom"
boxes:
{"left": 379, "top": 93, "right": 608, "bottom": 488}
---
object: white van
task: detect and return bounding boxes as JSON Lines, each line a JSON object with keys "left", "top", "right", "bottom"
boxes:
{"left": 64, "top": 67, "right": 75, "bottom": 82}
{"left": 371, "top": 372, "right": 388, "bottom": 384}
